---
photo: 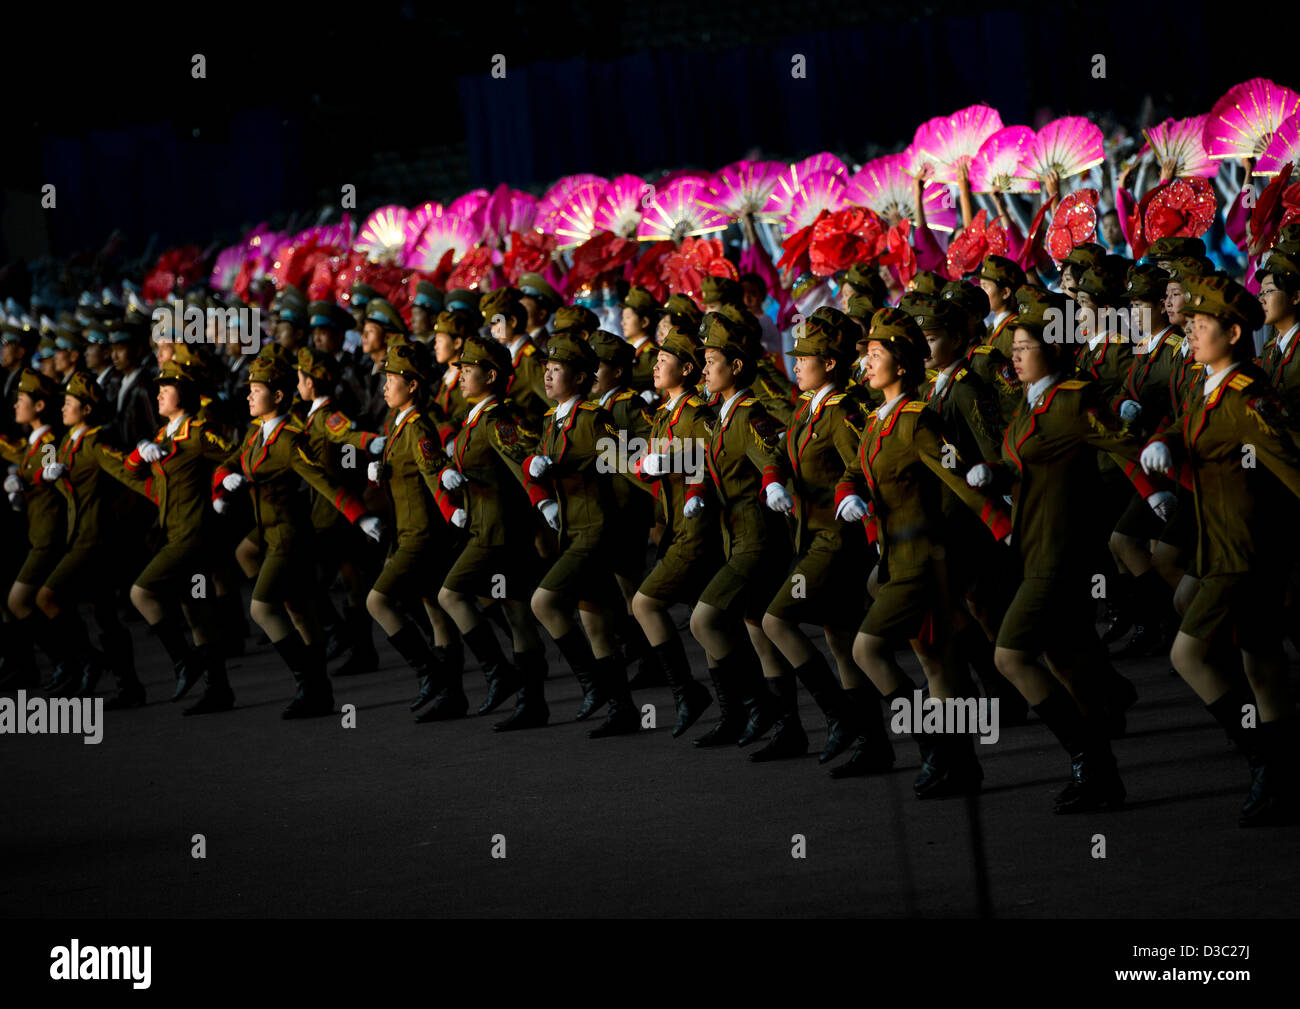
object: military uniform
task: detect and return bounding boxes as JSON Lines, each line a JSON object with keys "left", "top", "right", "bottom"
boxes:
{"left": 1, "top": 371, "right": 65, "bottom": 586}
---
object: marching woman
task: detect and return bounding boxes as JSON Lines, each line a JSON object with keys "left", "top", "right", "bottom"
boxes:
{"left": 346, "top": 341, "right": 468, "bottom": 723}
{"left": 969, "top": 291, "right": 1161, "bottom": 813}
{"left": 685, "top": 312, "right": 789, "bottom": 749}
{"left": 428, "top": 309, "right": 475, "bottom": 445}
{"left": 1142, "top": 276, "right": 1300, "bottom": 826}
{"left": 436, "top": 335, "right": 550, "bottom": 731}
{"left": 1256, "top": 251, "right": 1300, "bottom": 422}
{"left": 523, "top": 335, "right": 639, "bottom": 738}
{"left": 758, "top": 313, "right": 880, "bottom": 768}
{"left": 630, "top": 325, "right": 718, "bottom": 738}
{"left": 835, "top": 309, "right": 1011, "bottom": 796}
{"left": 212, "top": 355, "right": 383, "bottom": 718}
{"left": 2, "top": 369, "right": 68, "bottom": 691}
{"left": 32, "top": 372, "right": 143, "bottom": 706}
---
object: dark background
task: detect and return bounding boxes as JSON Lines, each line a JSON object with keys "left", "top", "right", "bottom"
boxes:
{"left": 0, "top": 1, "right": 1287, "bottom": 265}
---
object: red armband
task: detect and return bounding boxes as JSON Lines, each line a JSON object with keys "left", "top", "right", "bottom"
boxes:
{"left": 336, "top": 489, "right": 367, "bottom": 525}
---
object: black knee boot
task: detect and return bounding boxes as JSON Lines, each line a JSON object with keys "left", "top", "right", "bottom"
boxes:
{"left": 829, "top": 682, "right": 899, "bottom": 779}
{"left": 183, "top": 642, "right": 235, "bottom": 716}
{"left": 335, "top": 603, "right": 380, "bottom": 676}
{"left": 958, "top": 624, "right": 1028, "bottom": 725}
{"left": 1236, "top": 712, "right": 1299, "bottom": 827}
{"left": 100, "top": 624, "right": 145, "bottom": 709}
{"left": 621, "top": 613, "right": 664, "bottom": 689}
{"left": 150, "top": 616, "right": 203, "bottom": 702}
{"left": 278, "top": 637, "right": 334, "bottom": 719}
{"left": 494, "top": 650, "right": 550, "bottom": 731}
{"left": 587, "top": 654, "right": 640, "bottom": 738}
{"left": 464, "top": 623, "right": 519, "bottom": 716}
{"left": 733, "top": 648, "right": 781, "bottom": 747}
{"left": 43, "top": 612, "right": 94, "bottom": 697}
{"left": 414, "top": 634, "right": 469, "bottom": 723}
{"left": 789, "top": 652, "right": 858, "bottom": 763}
{"left": 749, "top": 675, "right": 808, "bottom": 762}
{"left": 655, "top": 635, "right": 712, "bottom": 737}
{"left": 1033, "top": 685, "right": 1125, "bottom": 813}
{"left": 555, "top": 629, "right": 605, "bottom": 720}
{"left": 694, "top": 663, "right": 745, "bottom": 748}
{"left": 27, "top": 614, "right": 75, "bottom": 695}
{"left": 1114, "top": 569, "right": 1174, "bottom": 658}
{"left": 1099, "top": 572, "right": 1134, "bottom": 644}
{"left": 1100, "top": 660, "right": 1139, "bottom": 738}
{"left": 913, "top": 722, "right": 985, "bottom": 799}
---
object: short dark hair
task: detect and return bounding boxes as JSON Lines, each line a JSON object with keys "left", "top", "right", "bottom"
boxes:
{"left": 739, "top": 273, "right": 767, "bottom": 296}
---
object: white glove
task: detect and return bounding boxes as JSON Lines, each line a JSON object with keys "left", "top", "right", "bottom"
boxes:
{"left": 1147, "top": 490, "right": 1176, "bottom": 522}
{"left": 222, "top": 473, "right": 246, "bottom": 493}
{"left": 528, "top": 455, "right": 553, "bottom": 480}
{"left": 639, "top": 389, "right": 658, "bottom": 404}
{"left": 966, "top": 463, "right": 993, "bottom": 489}
{"left": 1141, "top": 441, "right": 1173, "bottom": 476}
{"left": 41, "top": 463, "right": 66, "bottom": 482}
{"left": 683, "top": 496, "right": 705, "bottom": 519}
{"left": 1118, "top": 400, "right": 1142, "bottom": 421}
{"left": 836, "top": 494, "right": 867, "bottom": 522}
{"left": 450, "top": 508, "right": 468, "bottom": 528}
{"left": 641, "top": 453, "right": 671, "bottom": 477}
{"left": 1001, "top": 532, "right": 1013, "bottom": 546}
{"left": 212, "top": 497, "right": 228, "bottom": 515}
{"left": 538, "top": 499, "right": 561, "bottom": 531}
{"left": 765, "top": 483, "right": 794, "bottom": 514}
{"left": 367, "top": 460, "right": 382, "bottom": 483}
{"left": 136, "top": 440, "right": 163, "bottom": 463}
{"left": 368, "top": 436, "right": 386, "bottom": 456}
{"left": 359, "top": 515, "right": 383, "bottom": 542}
{"left": 7, "top": 491, "right": 22, "bottom": 510}
{"left": 3, "top": 474, "right": 23, "bottom": 494}
{"left": 441, "top": 469, "right": 466, "bottom": 490}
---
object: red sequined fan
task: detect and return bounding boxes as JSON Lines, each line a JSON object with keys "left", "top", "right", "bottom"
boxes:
{"left": 628, "top": 242, "right": 675, "bottom": 303}
{"left": 1144, "top": 177, "right": 1217, "bottom": 242}
{"left": 808, "top": 207, "right": 887, "bottom": 277}
{"left": 1045, "top": 190, "right": 1099, "bottom": 265}
{"left": 503, "top": 230, "right": 558, "bottom": 285}
{"left": 446, "top": 247, "right": 494, "bottom": 292}
{"left": 142, "top": 245, "right": 207, "bottom": 302}
{"left": 564, "top": 232, "right": 638, "bottom": 296}
{"left": 662, "top": 237, "right": 738, "bottom": 302}
{"left": 945, "top": 210, "right": 1009, "bottom": 280}
{"left": 1247, "top": 163, "right": 1296, "bottom": 256}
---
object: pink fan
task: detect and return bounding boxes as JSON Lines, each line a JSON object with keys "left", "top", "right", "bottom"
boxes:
{"left": 552, "top": 179, "right": 608, "bottom": 248}
{"left": 1256, "top": 111, "right": 1300, "bottom": 177}
{"left": 209, "top": 245, "right": 246, "bottom": 292}
{"left": 355, "top": 205, "right": 411, "bottom": 263}
{"left": 1019, "top": 116, "right": 1105, "bottom": 181}
{"left": 967, "top": 126, "right": 1040, "bottom": 193}
{"left": 592, "top": 174, "right": 646, "bottom": 238}
{"left": 637, "top": 176, "right": 729, "bottom": 242}
{"left": 536, "top": 174, "right": 606, "bottom": 233}
{"left": 1141, "top": 116, "right": 1217, "bottom": 178}
{"left": 703, "top": 160, "right": 787, "bottom": 219}
{"left": 448, "top": 189, "right": 490, "bottom": 239}
{"left": 404, "top": 201, "right": 443, "bottom": 253}
{"left": 481, "top": 184, "right": 539, "bottom": 246}
{"left": 844, "top": 153, "right": 958, "bottom": 233}
{"left": 291, "top": 214, "right": 355, "bottom": 250}
{"left": 911, "top": 105, "right": 1004, "bottom": 184}
{"left": 783, "top": 171, "right": 847, "bottom": 236}
{"left": 761, "top": 153, "right": 847, "bottom": 221}
{"left": 1203, "top": 78, "right": 1300, "bottom": 162}
{"left": 404, "top": 211, "right": 480, "bottom": 271}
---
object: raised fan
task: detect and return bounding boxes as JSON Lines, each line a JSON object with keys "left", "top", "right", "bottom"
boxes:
{"left": 592, "top": 174, "right": 646, "bottom": 238}
{"left": 637, "top": 176, "right": 729, "bottom": 242}
{"left": 354, "top": 205, "right": 410, "bottom": 264}
{"left": 762, "top": 153, "right": 848, "bottom": 222}
{"left": 1019, "top": 116, "right": 1105, "bottom": 182}
{"left": 703, "top": 160, "right": 787, "bottom": 220}
{"left": 404, "top": 210, "right": 481, "bottom": 271}
{"left": 1202, "top": 77, "right": 1300, "bottom": 161}
{"left": 1141, "top": 116, "right": 1217, "bottom": 178}
{"left": 1256, "top": 112, "right": 1300, "bottom": 177}
{"left": 968, "top": 126, "right": 1040, "bottom": 193}
{"left": 911, "top": 105, "right": 1004, "bottom": 184}
{"left": 844, "top": 153, "right": 957, "bottom": 233}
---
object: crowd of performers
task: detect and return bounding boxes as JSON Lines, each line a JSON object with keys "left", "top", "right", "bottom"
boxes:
{"left": 5, "top": 210, "right": 1300, "bottom": 830}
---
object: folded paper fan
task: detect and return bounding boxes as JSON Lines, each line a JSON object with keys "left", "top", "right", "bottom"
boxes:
{"left": 209, "top": 245, "right": 246, "bottom": 293}
{"left": 761, "top": 153, "right": 848, "bottom": 222}
{"left": 447, "top": 190, "right": 490, "bottom": 239}
{"left": 944, "top": 210, "right": 1008, "bottom": 280}
{"left": 403, "top": 202, "right": 442, "bottom": 255}
{"left": 703, "top": 160, "right": 787, "bottom": 220}
{"left": 1141, "top": 116, "right": 1217, "bottom": 178}
{"left": 637, "top": 176, "right": 729, "bottom": 242}
{"left": 784, "top": 171, "right": 848, "bottom": 236}
{"left": 537, "top": 174, "right": 606, "bottom": 233}
{"left": 912, "top": 104, "right": 1004, "bottom": 184}
{"left": 968, "top": 126, "right": 1040, "bottom": 193}
{"left": 1020, "top": 116, "right": 1105, "bottom": 182}
{"left": 355, "top": 205, "right": 410, "bottom": 263}
{"left": 1203, "top": 78, "right": 1300, "bottom": 162}
{"left": 551, "top": 179, "right": 608, "bottom": 248}
{"left": 1256, "top": 111, "right": 1300, "bottom": 177}
{"left": 844, "top": 153, "right": 958, "bottom": 232}
{"left": 480, "top": 184, "right": 539, "bottom": 247}
{"left": 1144, "top": 177, "right": 1217, "bottom": 241}
{"left": 592, "top": 174, "right": 646, "bottom": 238}
{"left": 404, "top": 210, "right": 481, "bottom": 271}
{"left": 1046, "top": 189, "right": 1099, "bottom": 264}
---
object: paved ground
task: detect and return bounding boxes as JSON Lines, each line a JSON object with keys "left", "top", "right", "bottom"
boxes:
{"left": 3, "top": 603, "right": 1298, "bottom": 919}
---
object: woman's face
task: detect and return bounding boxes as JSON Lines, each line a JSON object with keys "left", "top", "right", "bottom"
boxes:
{"left": 655, "top": 314, "right": 672, "bottom": 345}
{"left": 14, "top": 391, "right": 37, "bottom": 426}
{"left": 457, "top": 362, "right": 492, "bottom": 400}
{"left": 434, "top": 332, "right": 462, "bottom": 365}
{"left": 701, "top": 348, "right": 741, "bottom": 396}
{"left": 543, "top": 360, "right": 581, "bottom": 401}
{"left": 490, "top": 313, "right": 514, "bottom": 344}
{"left": 923, "top": 330, "right": 961, "bottom": 370}
{"left": 621, "top": 307, "right": 644, "bottom": 340}
{"left": 1165, "top": 281, "right": 1187, "bottom": 325}
{"left": 864, "top": 341, "right": 903, "bottom": 392}
{"left": 62, "top": 394, "right": 90, "bottom": 428}
{"left": 296, "top": 370, "right": 314, "bottom": 401}
{"left": 793, "top": 353, "right": 832, "bottom": 392}
{"left": 155, "top": 340, "right": 175, "bottom": 366}
{"left": 1191, "top": 314, "right": 1240, "bottom": 366}
{"left": 1010, "top": 328, "right": 1051, "bottom": 384}
{"left": 246, "top": 381, "right": 281, "bottom": 419}
{"left": 160, "top": 383, "right": 187, "bottom": 418}
{"left": 653, "top": 350, "right": 687, "bottom": 392}
{"left": 383, "top": 372, "right": 416, "bottom": 410}
{"left": 1258, "top": 273, "right": 1298, "bottom": 327}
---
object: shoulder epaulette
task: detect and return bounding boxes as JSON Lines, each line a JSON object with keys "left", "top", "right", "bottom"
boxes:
{"left": 521, "top": 343, "right": 537, "bottom": 357}
{"left": 1057, "top": 380, "right": 1089, "bottom": 391}
{"left": 953, "top": 367, "right": 970, "bottom": 382}
{"left": 576, "top": 401, "right": 599, "bottom": 411}
{"left": 544, "top": 407, "right": 557, "bottom": 417}
{"left": 685, "top": 395, "right": 704, "bottom": 408}
{"left": 797, "top": 390, "right": 814, "bottom": 401}
{"left": 970, "top": 345, "right": 993, "bottom": 355}
{"left": 1228, "top": 373, "right": 1253, "bottom": 391}
{"left": 1164, "top": 334, "right": 1183, "bottom": 349}
{"left": 901, "top": 401, "right": 926, "bottom": 413}
{"left": 612, "top": 389, "right": 637, "bottom": 403}
{"left": 826, "top": 392, "right": 847, "bottom": 406}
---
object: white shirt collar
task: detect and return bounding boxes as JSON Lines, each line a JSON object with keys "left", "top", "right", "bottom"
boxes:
{"left": 443, "top": 365, "right": 459, "bottom": 388}
{"left": 466, "top": 395, "right": 496, "bottom": 424}
{"left": 629, "top": 335, "right": 649, "bottom": 350}
{"left": 259, "top": 413, "right": 288, "bottom": 441}
{"left": 719, "top": 387, "right": 750, "bottom": 425}
{"left": 307, "top": 396, "right": 330, "bottom": 418}
{"left": 393, "top": 405, "right": 415, "bottom": 430}
{"left": 664, "top": 391, "right": 686, "bottom": 412}
{"left": 808, "top": 382, "right": 835, "bottom": 415}
{"left": 1202, "top": 362, "right": 1241, "bottom": 397}
{"left": 1135, "top": 325, "right": 1171, "bottom": 355}
{"left": 27, "top": 423, "right": 51, "bottom": 446}
{"left": 875, "top": 393, "right": 905, "bottom": 420}
{"left": 1027, "top": 373, "right": 1061, "bottom": 407}
{"left": 1278, "top": 322, "right": 1300, "bottom": 355}
{"left": 508, "top": 336, "right": 528, "bottom": 358}
{"left": 164, "top": 412, "right": 188, "bottom": 439}
{"left": 1087, "top": 328, "right": 1108, "bottom": 351}
{"left": 119, "top": 368, "right": 141, "bottom": 396}
{"left": 991, "top": 309, "right": 1012, "bottom": 329}
{"left": 554, "top": 395, "right": 581, "bottom": 422}
{"left": 598, "top": 386, "right": 623, "bottom": 408}
{"left": 932, "top": 359, "right": 962, "bottom": 394}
